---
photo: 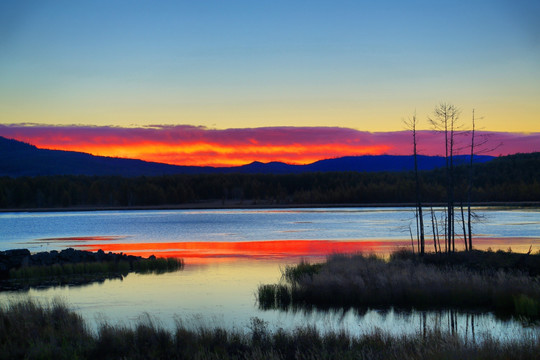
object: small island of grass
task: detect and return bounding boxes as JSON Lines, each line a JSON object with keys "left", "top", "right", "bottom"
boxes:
{"left": 0, "top": 248, "right": 183, "bottom": 290}
{"left": 258, "top": 249, "right": 540, "bottom": 319}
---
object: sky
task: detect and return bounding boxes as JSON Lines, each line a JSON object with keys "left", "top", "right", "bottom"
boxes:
{"left": 1, "top": 1, "right": 539, "bottom": 166}
{"left": 1, "top": 124, "right": 538, "bottom": 166}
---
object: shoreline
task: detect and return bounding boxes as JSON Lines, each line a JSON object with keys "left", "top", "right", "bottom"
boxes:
{"left": 0, "top": 248, "right": 183, "bottom": 291}
{"left": 1, "top": 201, "right": 540, "bottom": 213}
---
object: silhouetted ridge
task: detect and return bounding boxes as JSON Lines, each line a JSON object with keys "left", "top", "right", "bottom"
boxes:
{"left": 0, "top": 136, "right": 494, "bottom": 177}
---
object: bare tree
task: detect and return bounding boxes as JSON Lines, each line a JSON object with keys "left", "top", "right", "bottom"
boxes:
{"left": 404, "top": 112, "right": 425, "bottom": 255}
{"left": 409, "top": 224, "right": 415, "bottom": 254}
{"left": 460, "top": 202, "right": 468, "bottom": 251}
{"left": 429, "top": 103, "right": 461, "bottom": 252}
{"left": 430, "top": 207, "right": 440, "bottom": 253}
{"left": 467, "top": 110, "right": 476, "bottom": 251}
{"left": 466, "top": 109, "right": 500, "bottom": 251}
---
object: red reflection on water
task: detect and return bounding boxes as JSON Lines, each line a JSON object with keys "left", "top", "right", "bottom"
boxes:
{"left": 75, "top": 240, "right": 409, "bottom": 263}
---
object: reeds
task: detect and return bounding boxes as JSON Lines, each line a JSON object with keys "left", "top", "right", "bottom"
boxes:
{"left": 282, "top": 260, "right": 324, "bottom": 283}
{"left": 5, "top": 257, "right": 184, "bottom": 288}
{"left": 9, "top": 261, "right": 131, "bottom": 279}
{"left": 257, "top": 284, "right": 291, "bottom": 310}
{"left": 390, "top": 248, "right": 540, "bottom": 276}
{"left": 132, "top": 257, "right": 183, "bottom": 274}
{"left": 258, "top": 251, "right": 540, "bottom": 317}
{"left": 1, "top": 299, "right": 539, "bottom": 360}
{"left": 0, "top": 299, "right": 91, "bottom": 359}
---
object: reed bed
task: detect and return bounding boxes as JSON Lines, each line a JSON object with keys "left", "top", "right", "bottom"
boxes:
{"left": 0, "top": 299, "right": 539, "bottom": 360}
{"left": 258, "top": 251, "right": 540, "bottom": 317}
{"left": 8, "top": 257, "right": 183, "bottom": 279}
{"left": 5, "top": 257, "right": 184, "bottom": 289}
{"left": 391, "top": 249, "right": 540, "bottom": 276}
{"left": 132, "top": 257, "right": 184, "bottom": 274}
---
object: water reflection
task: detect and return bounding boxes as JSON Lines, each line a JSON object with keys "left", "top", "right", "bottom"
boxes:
{"left": 0, "top": 208, "right": 539, "bottom": 342}
{"left": 3, "top": 207, "right": 540, "bottom": 254}
{"left": 73, "top": 239, "right": 409, "bottom": 263}
{"left": 0, "top": 257, "right": 183, "bottom": 291}
{"left": 0, "top": 273, "right": 125, "bottom": 292}
{"left": 267, "top": 305, "right": 538, "bottom": 343}
{"left": 0, "top": 258, "right": 537, "bottom": 343}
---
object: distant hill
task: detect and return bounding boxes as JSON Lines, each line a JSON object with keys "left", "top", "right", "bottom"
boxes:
{"left": 0, "top": 136, "right": 494, "bottom": 177}
{"left": 0, "top": 136, "right": 214, "bottom": 177}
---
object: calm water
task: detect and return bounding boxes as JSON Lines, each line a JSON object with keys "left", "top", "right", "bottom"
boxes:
{"left": 0, "top": 207, "right": 539, "bottom": 340}
{"left": 1, "top": 207, "right": 539, "bottom": 255}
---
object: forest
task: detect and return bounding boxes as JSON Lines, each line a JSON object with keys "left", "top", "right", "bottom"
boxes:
{"left": 0, "top": 152, "right": 539, "bottom": 209}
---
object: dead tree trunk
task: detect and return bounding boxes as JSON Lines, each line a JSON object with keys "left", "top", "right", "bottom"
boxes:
{"left": 431, "top": 207, "right": 438, "bottom": 253}
{"left": 405, "top": 113, "right": 425, "bottom": 255}
{"left": 429, "top": 103, "right": 460, "bottom": 252}
{"left": 450, "top": 121, "right": 455, "bottom": 252}
{"left": 467, "top": 110, "right": 476, "bottom": 251}
{"left": 409, "top": 225, "right": 415, "bottom": 254}
{"left": 461, "top": 202, "right": 468, "bottom": 251}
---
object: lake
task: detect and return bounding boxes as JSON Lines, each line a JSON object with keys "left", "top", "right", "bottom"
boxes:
{"left": 1, "top": 207, "right": 539, "bottom": 341}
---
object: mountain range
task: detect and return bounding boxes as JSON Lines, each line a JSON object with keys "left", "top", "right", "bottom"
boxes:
{"left": 0, "top": 136, "right": 494, "bottom": 177}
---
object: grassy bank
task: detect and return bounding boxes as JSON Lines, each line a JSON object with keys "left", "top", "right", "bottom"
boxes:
{"left": 9, "top": 256, "right": 183, "bottom": 278}
{"left": 4, "top": 257, "right": 183, "bottom": 289}
{"left": 258, "top": 250, "right": 540, "bottom": 318}
{"left": 0, "top": 299, "right": 539, "bottom": 360}
{"left": 391, "top": 249, "right": 540, "bottom": 276}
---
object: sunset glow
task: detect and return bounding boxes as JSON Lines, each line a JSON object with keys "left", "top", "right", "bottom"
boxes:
{"left": 75, "top": 240, "right": 410, "bottom": 263}
{"left": 1, "top": 124, "right": 538, "bottom": 167}
{"left": 2, "top": 2, "right": 540, "bottom": 166}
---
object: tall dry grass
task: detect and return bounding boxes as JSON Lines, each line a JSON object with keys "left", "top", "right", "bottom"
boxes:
{"left": 258, "top": 251, "right": 540, "bottom": 317}
{"left": 0, "top": 299, "right": 539, "bottom": 359}
{"left": 4, "top": 257, "right": 184, "bottom": 290}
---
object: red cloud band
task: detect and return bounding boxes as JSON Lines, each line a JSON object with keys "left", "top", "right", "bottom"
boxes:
{"left": 0, "top": 124, "right": 538, "bottom": 166}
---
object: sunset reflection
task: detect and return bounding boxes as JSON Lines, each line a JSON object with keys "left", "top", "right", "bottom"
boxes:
{"left": 75, "top": 240, "right": 409, "bottom": 264}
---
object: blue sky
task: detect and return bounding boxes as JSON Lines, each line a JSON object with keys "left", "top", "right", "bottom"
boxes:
{"left": 1, "top": 0, "right": 539, "bottom": 132}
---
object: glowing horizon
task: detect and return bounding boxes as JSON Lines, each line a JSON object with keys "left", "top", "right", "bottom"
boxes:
{"left": 1, "top": 124, "right": 539, "bottom": 167}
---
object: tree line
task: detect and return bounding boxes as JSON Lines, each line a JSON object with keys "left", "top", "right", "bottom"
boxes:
{"left": 0, "top": 151, "right": 538, "bottom": 209}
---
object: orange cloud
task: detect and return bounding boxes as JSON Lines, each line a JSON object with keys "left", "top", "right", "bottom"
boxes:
{"left": 0, "top": 124, "right": 538, "bottom": 167}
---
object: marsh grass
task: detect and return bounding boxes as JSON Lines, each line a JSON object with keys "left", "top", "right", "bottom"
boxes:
{"left": 132, "top": 257, "right": 183, "bottom": 274}
{"left": 6, "top": 257, "right": 183, "bottom": 288}
{"left": 259, "top": 251, "right": 540, "bottom": 318}
{"left": 390, "top": 248, "right": 540, "bottom": 276}
{"left": 0, "top": 299, "right": 91, "bottom": 360}
{"left": 257, "top": 284, "right": 291, "bottom": 310}
{"left": 1, "top": 299, "right": 539, "bottom": 360}
{"left": 282, "top": 260, "right": 324, "bottom": 283}
{"left": 9, "top": 261, "right": 130, "bottom": 280}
